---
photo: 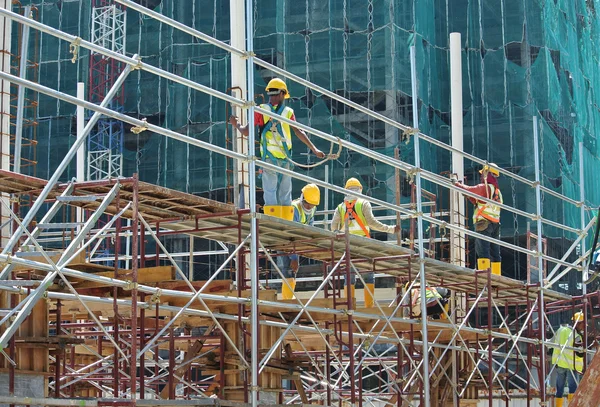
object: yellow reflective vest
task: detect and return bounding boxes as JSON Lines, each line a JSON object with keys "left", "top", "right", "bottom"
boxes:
{"left": 336, "top": 199, "right": 369, "bottom": 237}
{"left": 259, "top": 103, "right": 294, "bottom": 160}
{"left": 473, "top": 184, "right": 503, "bottom": 223}
{"left": 552, "top": 325, "right": 584, "bottom": 373}
{"left": 292, "top": 199, "right": 315, "bottom": 225}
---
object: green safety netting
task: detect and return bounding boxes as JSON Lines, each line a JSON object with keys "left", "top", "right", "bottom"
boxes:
{"left": 10, "top": 0, "right": 600, "bottom": 285}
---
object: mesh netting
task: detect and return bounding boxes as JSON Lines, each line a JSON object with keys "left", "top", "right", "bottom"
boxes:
{"left": 12, "top": 0, "right": 600, "bottom": 286}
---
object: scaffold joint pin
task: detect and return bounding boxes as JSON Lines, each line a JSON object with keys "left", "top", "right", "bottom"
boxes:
{"left": 132, "top": 55, "right": 143, "bottom": 70}
{"left": 241, "top": 100, "right": 256, "bottom": 109}
{"left": 241, "top": 51, "right": 256, "bottom": 59}
{"left": 150, "top": 289, "right": 162, "bottom": 304}
{"left": 131, "top": 118, "right": 148, "bottom": 134}
{"left": 401, "top": 127, "right": 419, "bottom": 144}
{"left": 69, "top": 37, "right": 82, "bottom": 64}
{"left": 124, "top": 281, "right": 138, "bottom": 290}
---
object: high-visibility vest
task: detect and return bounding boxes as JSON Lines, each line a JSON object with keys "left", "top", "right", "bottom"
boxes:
{"left": 336, "top": 199, "right": 369, "bottom": 237}
{"left": 410, "top": 287, "right": 443, "bottom": 316}
{"left": 292, "top": 199, "right": 315, "bottom": 225}
{"left": 552, "top": 326, "right": 584, "bottom": 373}
{"left": 259, "top": 103, "right": 294, "bottom": 160}
{"left": 473, "top": 184, "right": 503, "bottom": 223}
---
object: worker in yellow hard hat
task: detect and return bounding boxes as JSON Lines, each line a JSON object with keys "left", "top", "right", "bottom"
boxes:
{"left": 453, "top": 163, "right": 503, "bottom": 275}
{"left": 330, "top": 178, "right": 399, "bottom": 307}
{"left": 550, "top": 311, "right": 585, "bottom": 407}
{"left": 278, "top": 184, "right": 321, "bottom": 299}
{"left": 403, "top": 283, "right": 451, "bottom": 320}
{"left": 229, "top": 78, "right": 324, "bottom": 220}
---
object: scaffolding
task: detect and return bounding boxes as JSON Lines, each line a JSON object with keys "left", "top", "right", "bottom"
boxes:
{"left": 0, "top": 2, "right": 597, "bottom": 407}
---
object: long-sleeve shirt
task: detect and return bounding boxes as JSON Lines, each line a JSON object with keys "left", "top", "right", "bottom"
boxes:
{"left": 330, "top": 199, "right": 396, "bottom": 234}
{"left": 454, "top": 182, "right": 494, "bottom": 204}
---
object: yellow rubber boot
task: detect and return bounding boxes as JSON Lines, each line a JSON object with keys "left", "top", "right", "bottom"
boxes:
{"left": 264, "top": 205, "right": 281, "bottom": 218}
{"left": 281, "top": 206, "right": 294, "bottom": 221}
{"left": 282, "top": 278, "right": 296, "bottom": 300}
{"left": 440, "top": 303, "right": 450, "bottom": 320}
{"left": 567, "top": 394, "right": 574, "bottom": 404}
{"left": 491, "top": 262, "right": 501, "bottom": 276}
{"left": 477, "top": 258, "right": 491, "bottom": 271}
{"left": 556, "top": 397, "right": 564, "bottom": 407}
{"left": 364, "top": 283, "right": 375, "bottom": 308}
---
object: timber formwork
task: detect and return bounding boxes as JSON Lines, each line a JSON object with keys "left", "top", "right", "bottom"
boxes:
{"left": 0, "top": 170, "right": 595, "bottom": 407}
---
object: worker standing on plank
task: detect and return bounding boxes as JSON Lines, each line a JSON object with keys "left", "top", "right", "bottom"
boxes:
{"left": 330, "top": 177, "right": 399, "bottom": 307}
{"left": 229, "top": 78, "right": 324, "bottom": 220}
{"left": 278, "top": 183, "right": 320, "bottom": 299}
{"left": 550, "top": 311, "right": 585, "bottom": 407}
{"left": 453, "top": 163, "right": 503, "bottom": 275}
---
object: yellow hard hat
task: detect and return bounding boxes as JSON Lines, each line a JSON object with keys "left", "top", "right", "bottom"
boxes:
{"left": 345, "top": 177, "right": 362, "bottom": 189}
{"left": 301, "top": 183, "right": 320, "bottom": 205}
{"left": 265, "top": 78, "right": 290, "bottom": 99}
{"left": 573, "top": 311, "right": 584, "bottom": 323}
{"left": 479, "top": 163, "right": 500, "bottom": 177}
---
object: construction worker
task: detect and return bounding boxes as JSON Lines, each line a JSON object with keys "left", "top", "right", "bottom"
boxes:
{"left": 229, "top": 78, "right": 324, "bottom": 220}
{"left": 453, "top": 163, "right": 503, "bottom": 275}
{"left": 550, "top": 312, "right": 585, "bottom": 407}
{"left": 330, "top": 177, "right": 399, "bottom": 307}
{"left": 278, "top": 184, "right": 320, "bottom": 299}
{"left": 404, "top": 284, "right": 451, "bottom": 320}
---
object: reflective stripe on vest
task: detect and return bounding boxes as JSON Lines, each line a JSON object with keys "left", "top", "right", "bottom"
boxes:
{"left": 473, "top": 184, "right": 503, "bottom": 223}
{"left": 411, "top": 287, "right": 442, "bottom": 307}
{"left": 551, "top": 326, "right": 584, "bottom": 372}
{"left": 337, "top": 199, "right": 370, "bottom": 237}
{"left": 259, "top": 104, "right": 294, "bottom": 159}
{"left": 292, "top": 199, "right": 315, "bottom": 225}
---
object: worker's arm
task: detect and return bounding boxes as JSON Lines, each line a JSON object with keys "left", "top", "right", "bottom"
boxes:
{"left": 330, "top": 206, "right": 342, "bottom": 232}
{"left": 229, "top": 113, "right": 264, "bottom": 137}
{"left": 291, "top": 125, "right": 325, "bottom": 158}
{"left": 362, "top": 201, "right": 399, "bottom": 234}
{"left": 454, "top": 182, "right": 489, "bottom": 198}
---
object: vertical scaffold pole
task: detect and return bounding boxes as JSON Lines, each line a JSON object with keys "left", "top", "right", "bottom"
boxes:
{"left": 245, "top": 1, "right": 259, "bottom": 406}
{"left": 410, "top": 45, "right": 431, "bottom": 407}
{"left": 579, "top": 142, "right": 586, "bottom": 293}
{"left": 533, "top": 115, "right": 546, "bottom": 404}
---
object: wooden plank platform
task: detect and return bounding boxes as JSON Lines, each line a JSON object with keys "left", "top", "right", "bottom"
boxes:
{"left": 0, "top": 169, "right": 570, "bottom": 305}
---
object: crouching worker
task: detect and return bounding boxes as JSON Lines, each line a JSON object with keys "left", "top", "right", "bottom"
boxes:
{"left": 278, "top": 184, "right": 320, "bottom": 299}
{"left": 403, "top": 285, "right": 451, "bottom": 320}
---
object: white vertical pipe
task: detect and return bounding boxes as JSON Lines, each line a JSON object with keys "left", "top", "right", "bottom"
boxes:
{"left": 244, "top": 1, "right": 258, "bottom": 406}
{"left": 230, "top": 0, "right": 248, "bottom": 209}
{"left": 324, "top": 164, "right": 329, "bottom": 227}
{"left": 410, "top": 45, "right": 431, "bottom": 407}
{"left": 77, "top": 83, "right": 85, "bottom": 225}
{"left": 449, "top": 32, "right": 465, "bottom": 267}
{"left": 449, "top": 33, "right": 464, "bottom": 407}
{"left": 0, "top": 0, "right": 11, "bottom": 246}
{"left": 533, "top": 115, "right": 547, "bottom": 403}
{"left": 13, "top": 5, "right": 31, "bottom": 175}
{"left": 579, "top": 142, "right": 587, "bottom": 296}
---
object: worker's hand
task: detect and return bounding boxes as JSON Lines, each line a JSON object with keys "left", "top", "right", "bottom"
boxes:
{"left": 313, "top": 148, "right": 325, "bottom": 159}
{"left": 229, "top": 115, "right": 239, "bottom": 128}
{"left": 290, "top": 259, "right": 299, "bottom": 272}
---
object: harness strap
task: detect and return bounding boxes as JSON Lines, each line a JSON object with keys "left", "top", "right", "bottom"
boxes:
{"left": 344, "top": 200, "right": 370, "bottom": 238}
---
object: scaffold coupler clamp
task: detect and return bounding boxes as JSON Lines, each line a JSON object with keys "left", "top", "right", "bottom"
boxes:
{"left": 131, "top": 118, "right": 149, "bottom": 134}
{"left": 401, "top": 127, "right": 419, "bottom": 144}
{"left": 150, "top": 289, "right": 162, "bottom": 304}
{"left": 69, "top": 37, "right": 82, "bottom": 64}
